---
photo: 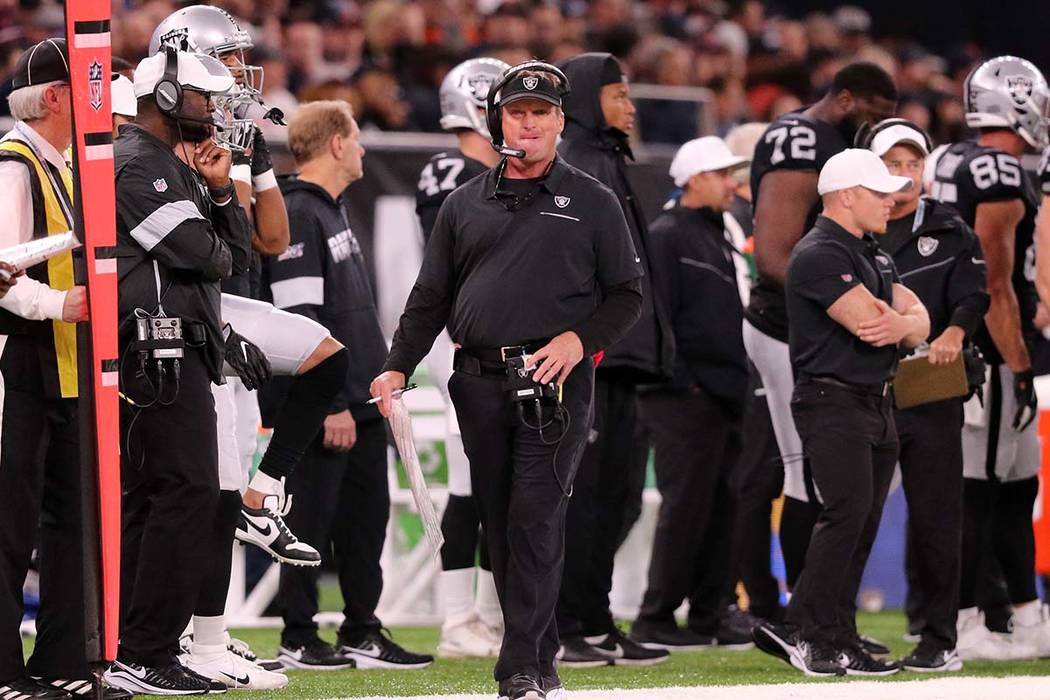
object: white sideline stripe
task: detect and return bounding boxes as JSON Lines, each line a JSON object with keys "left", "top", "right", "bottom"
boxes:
{"left": 74, "top": 32, "right": 111, "bottom": 49}
{"left": 129, "top": 200, "right": 205, "bottom": 252}
{"left": 86, "top": 143, "right": 113, "bottom": 161}
{"left": 345, "top": 676, "right": 1050, "bottom": 700}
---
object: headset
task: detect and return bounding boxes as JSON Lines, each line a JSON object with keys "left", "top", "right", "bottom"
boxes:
{"left": 854, "top": 117, "right": 933, "bottom": 153}
{"left": 153, "top": 46, "right": 183, "bottom": 117}
{"left": 486, "top": 60, "right": 570, "bottom": 158}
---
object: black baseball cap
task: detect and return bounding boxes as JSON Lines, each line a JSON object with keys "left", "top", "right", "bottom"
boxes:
{"left": 498, "top": 72, "right": 562, "bottom": 108}
{"left": 12, "top": 38, "right": 69, "bottom": 89}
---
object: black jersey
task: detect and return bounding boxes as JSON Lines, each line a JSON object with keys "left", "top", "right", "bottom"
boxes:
{"left": 929, "top": 140, "right": 1040, "bottom": 364}
{"left": 1039, "top": 144, "right": 1050, "bottom": 195}
{"left": 745, "top": 110, "right": 849, "bottom": 341}
{"left": 415, "top": 150, "right": 489, "bottom": 242}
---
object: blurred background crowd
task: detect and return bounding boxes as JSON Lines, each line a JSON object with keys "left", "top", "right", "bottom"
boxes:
{"left": 0, "top": 0, "right": 1046, "bottom": 144}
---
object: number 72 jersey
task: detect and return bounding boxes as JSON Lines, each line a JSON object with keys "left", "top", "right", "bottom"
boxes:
{"left": 416, "top": 150, "right": 489, "bottom": 243}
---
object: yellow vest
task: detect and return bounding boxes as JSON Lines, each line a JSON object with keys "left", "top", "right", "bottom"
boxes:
{"left": 0, "top": 139, "right": 78, "bottom": 398}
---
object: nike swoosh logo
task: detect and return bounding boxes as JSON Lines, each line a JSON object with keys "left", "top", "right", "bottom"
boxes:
{"left": 248, "top": 519, "right": 272, "bottom": 537}
{"left": 240, "top": 340, "right": 250, "bottom": 361}
{"left": 221, "top": 672, "right": 250, "bottom": 685}
{"left": 972, "top": 257, "right": 986, "bottom": 265}
{"left": 353, "top": 643, "right": 382, "bottom": 658}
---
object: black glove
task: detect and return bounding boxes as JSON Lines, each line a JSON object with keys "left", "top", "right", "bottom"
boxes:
{"left": 250, "top": 126, "right": 272, "bottom": 177}
{"left": 224, "top": 325, "right": 272, "bottom": 391}
{"left": 232, "top": 147, "right": 251, "bottom": 168}
{"left": 1013, "top": 368, "right": 1038, "bottom": 432}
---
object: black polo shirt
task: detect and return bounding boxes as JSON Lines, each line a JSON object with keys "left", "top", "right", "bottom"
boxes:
{"left": 383, "top": 156, "right": 644, "bottom": 377}
{"left": 786, "top": 215, "right": 900, "bottom": 386}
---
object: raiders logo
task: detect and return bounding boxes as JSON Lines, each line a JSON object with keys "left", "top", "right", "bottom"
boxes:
{"left": 876, "top": 254, "right": 890, "bottom": 266}
{"left": 88, "top": 60, "right": 103, "bottom": 112}
{"left": 554, "top": 195, "right": 570, "bottom": 208}
{"left": 522, "top": 76, "right": 539, "bottom": 90}
{"left": 467, "top": 74, "right": 496, "bottom": 102}
{"left": 1007, "top": 75, "right": 1034, "bottom": 106}
{"left": 917, "top": 236, "right": 938, "bottom": 257}
{"left": 160, "top": 27, "right": 191, "bottom": 52}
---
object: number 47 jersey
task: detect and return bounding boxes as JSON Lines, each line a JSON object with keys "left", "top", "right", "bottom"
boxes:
{"left": 416, "top": 150, "right": 489, "bottom": 243}
{"left": 930, "top": 140, "right": 1040, "bottom": 363}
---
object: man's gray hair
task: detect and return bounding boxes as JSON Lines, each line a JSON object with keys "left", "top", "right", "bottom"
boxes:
{"left": 7, "top": 81, "right": 62, "bottom": 121}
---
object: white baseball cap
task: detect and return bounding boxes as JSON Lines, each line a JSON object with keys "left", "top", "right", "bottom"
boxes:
{"left": 133, "top": 51, "right": 235, "bottom": 99}
{"left": 869, "top": 122, "right": 930, "bottom": 157}
{"left": 112, "top": 73, "right": 136, "bottom": 118}
{"left": 817, "top": 148, "right": 913, "bottom": 195}
{"left": 669, "top": 136, "right": 750, "bottom": 187}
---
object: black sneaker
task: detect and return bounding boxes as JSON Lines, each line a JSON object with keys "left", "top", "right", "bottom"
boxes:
{"left": 556, "top": 636, "right": 611, "bottom": 668}
{"left": 631, "top": 621, "right": 716, "bottom": 650}
{"left": 226, "top": 636, "right": 285, "bottom": 673}
{"left": 498, "top": 673, "right": 545, "bottom": 700}
{"left": 278, "top": 638, "right": 355, "bottom": 670}
{"left": 104, "top": 659, "right": 213, "bottom": 695}
{"left": 794, "top": 639, "right": 846, "bottom": 677}
{"left": 336, "top": 629, "right": 434, "bottom": 669}
{"left": 0, "top": 678, "right": 72, "bottom": 700}
{"left": 175, "top": 662, "right": 227, "bottom": 694}
{"left": 857, "top": 634, "right": 890, "bottom": 657}
{"left": 901, "top": 644, "right": 963, "bottom": 673}
{"left": 714, "top": 619, "right": 756, "bottom": 650}
{"left": 585, "top": 628, "right": 670, "bottom": 666}
{"left": 752, "top": 621, "right": 801, "bottom": 669}
{"left": 235, "top": 499, "right": 321, "bottom": 567}
{"left": 837, "top": 642, "right": 900, "bottom": 676}
{"left": 37, "top": 678, "right": 132, "bottom": 699}
{"left": 540, "top": 670, "right": 564, "bottom": 700}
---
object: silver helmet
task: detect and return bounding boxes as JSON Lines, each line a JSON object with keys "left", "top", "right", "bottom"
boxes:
{"left": 439, "top": 57, "right": 510, "bottom": 138}
{"left": 964, "top": 55, "right": 1050, "bottom": 151}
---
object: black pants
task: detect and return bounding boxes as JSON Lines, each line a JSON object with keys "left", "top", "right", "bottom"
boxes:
{"left": 960, "top": 476, "right": 1039, "bottom": 609}
{"left": 558, "top": 374, "right": 642, "bottom": 637}
{"left": 0, "top": 390, "right": 86, "bottom": 684}
{"left": 449, "top": 360, "right": 593, "bottom": 683}
{"left": 785, "top": 382, "right": 897, "bottom": 644}
{"left": 119, "top": 351, "right": 219, "bottom": 666}
{"left": 440, "top": 494, "right": 490, "bottom": 572}
{"left": 730, "top": 366, "right": 784, "bottom": 619}
{"left": 635, "top": 388, "right": 741, "bottom": 634}
{"left": 895, "top": 399, "right": 964, "bottom": 650}
{"left": 279, "top": 417, "right": 388, "bottom": 643}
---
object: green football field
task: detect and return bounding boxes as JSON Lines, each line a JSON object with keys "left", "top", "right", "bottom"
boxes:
{"left": 212, "top": 612, "right": 1050, "bottom": 698}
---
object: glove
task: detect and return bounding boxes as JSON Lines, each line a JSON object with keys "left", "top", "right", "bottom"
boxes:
{"left": 224, "top": 324, "right": 272, "bottom": 391}
{"left": 1012, "top": 368, "right": 1038, "bottom": 432}
{"left": 250, "top": 126, "right": 272, "bottom": 177}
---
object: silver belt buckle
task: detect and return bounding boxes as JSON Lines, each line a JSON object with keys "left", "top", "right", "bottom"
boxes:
{"left": 500, "top": 345, "right": 524, "bottom": 362}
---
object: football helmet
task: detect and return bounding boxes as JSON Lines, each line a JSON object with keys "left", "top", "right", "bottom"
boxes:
{"left": 964, "top": 55, "right": 1050, "bottom": 151}
{"left": 439, "top": 57, "right": 510, "bottom": 138}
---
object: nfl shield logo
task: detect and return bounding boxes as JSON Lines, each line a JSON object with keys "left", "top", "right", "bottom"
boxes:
{"left": 841, "top": 274, "right": 853, "bottom": 282}
{"left": 554, "top": 195, "right": 570, "bottom": 208}
{"left": 522, "top": 76, "right": 539, "bottom": 90}
{"left": 153, "top": 178, "right": 168, "bottom": 193}
{"left": 917, "top": 236, "right": 938, "bottom": 257}
{"left": 88, "top": 60, "right": 103, "bottom": 112}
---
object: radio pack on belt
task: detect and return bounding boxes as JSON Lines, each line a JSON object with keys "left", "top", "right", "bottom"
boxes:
{"left": 132, "top": 316, "right": 186, "bottom": 360}
{"left": 504, "top": 354, "right": 559, "bottom": 403}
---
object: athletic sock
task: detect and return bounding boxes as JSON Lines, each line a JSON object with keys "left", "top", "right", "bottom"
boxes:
{"left": 475, "top": 569, "right": 503, "bottom": 629}
{"left": 192, "top": 615, "right": 226, "bottom": 649}
{"left": 439, "top": 569, "right": 476, "bottom": 630}
{"left": 257, "top": 348, "right": 348, "bottom": 480}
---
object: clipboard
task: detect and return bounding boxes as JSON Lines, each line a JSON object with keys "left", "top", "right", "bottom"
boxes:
{"left": 893, "top": 350, "right": 968, "bottom": 410}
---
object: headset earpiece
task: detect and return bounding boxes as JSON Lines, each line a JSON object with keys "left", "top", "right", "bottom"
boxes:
{"left": 153, "top": 46, "right": 183, "bottom": 117}
{"left": 857, "top": 117, "right": 933, "bottom": 153}
{"left": 486, "top": 60, "right": 571, "bottom": 154}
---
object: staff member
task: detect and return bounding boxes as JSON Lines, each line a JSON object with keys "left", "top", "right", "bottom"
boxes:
{"left": 864, "top": 119, "right": 988, "bottom": 672}
{"left": 759, "top": 149, "right": 928, "bottom": 677}
{"left": 105, "top": 50, "right": 251, "bottom": 696}
{"left": 632, "top": 137, "right": 751, "bottom": 650}
{"left": 371, "top": 61, "right": 643, "bottom": 700}
{"left": 0, "top": 38, "right": 107, "bottom": 700}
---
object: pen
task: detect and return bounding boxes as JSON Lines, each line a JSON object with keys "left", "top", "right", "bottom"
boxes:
{"left": 367, "top": 383, "right": 418, "bottom": 404}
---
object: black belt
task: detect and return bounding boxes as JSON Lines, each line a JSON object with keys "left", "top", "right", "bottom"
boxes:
{"left": 802, "top": 375, "right": 891, "bottom": 397}
{"left": 454, "top": 340, "right": 550, "bottom": 377}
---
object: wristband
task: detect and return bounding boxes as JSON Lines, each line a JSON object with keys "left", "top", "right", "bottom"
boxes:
{"left": 252, "top": 169, "right": 278, "bottom": 192}
{"left": 208, "top": 181, "right": 235, "bottom": 201}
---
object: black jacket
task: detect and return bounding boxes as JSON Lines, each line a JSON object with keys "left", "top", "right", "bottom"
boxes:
{"left": 558, "top": 52, "right": 673, "bottom": 383}
{"left": 263, "top": 177, "right": 388, "bottom": 422}
{"left": 646, "top": 204, "right": 748, "bottom": 415}
{"left": 115, "top": 124, "right": 251, "bottom": 383}
{"left": 880, "top": 196, "right": 989, "bottom": 342}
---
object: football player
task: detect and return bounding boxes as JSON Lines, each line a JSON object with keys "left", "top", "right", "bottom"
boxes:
{"left": 929, "top": 55, "right": 1050, "bottom": 661}
{"left": 415, "top": 57, "right": 508, "bottom": 659}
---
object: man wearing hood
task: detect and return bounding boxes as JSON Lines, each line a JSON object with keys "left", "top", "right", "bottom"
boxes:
{"left": 554, "top": 52, "right": 672, "bottom": 666}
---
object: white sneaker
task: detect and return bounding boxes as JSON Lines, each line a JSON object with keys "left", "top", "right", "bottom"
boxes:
{"left": 473, "top": 616, "right": 504, "bottom": 650}
{"left": 235, "top": 493, "right": 321, "bottom": 567}
{"left": 438, "top": 616, "right": 499, "bottom": 658}
{"left": 182, "top": 645, "right": 289, "bottom": 690}
{"left": 1009, "top": 605, "right": 1050, "bottom": 658}
{"left": 957, "top": 609, "right": 1036, "bottom": 661}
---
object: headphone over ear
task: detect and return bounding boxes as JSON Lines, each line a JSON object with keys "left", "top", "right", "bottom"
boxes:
{"left": 153, "top": 46, "right": 183, "bottom": 118}
{"left": 486, "top": 60, "right": 570, "bottom": 156}
{"left": 854, "top": 117, "right": 933, "bottom": 153}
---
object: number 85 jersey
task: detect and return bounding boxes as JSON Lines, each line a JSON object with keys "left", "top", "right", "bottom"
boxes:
{"left": 416, "top": 149, "right": 489, "bottom": 243}
{"left": 930, "top": 140, "right": 1040, "bottom": 361}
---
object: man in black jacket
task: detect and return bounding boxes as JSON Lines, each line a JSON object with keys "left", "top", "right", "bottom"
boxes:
{"left": 633, "top": 137, "right": 752, "bottom": 649}
{"left": 866, "top": 120, "right": 988, "bottom": 671}
{"left": 554, "top": 51, "right": 673, "bottom": 667}
{"left": 263, "top": 101, "right": 433, "bottom": 672}
{"left": 107, "top": 50, "right": 252, "bottom": 696}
